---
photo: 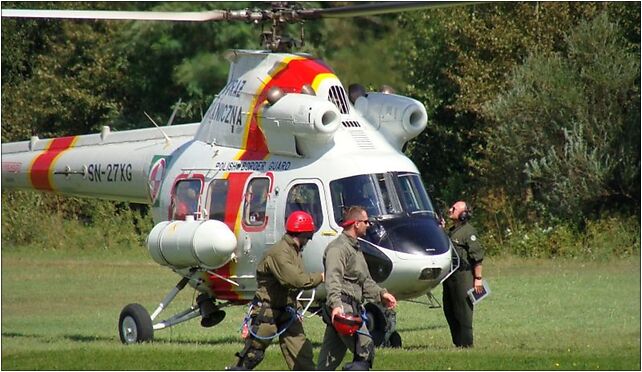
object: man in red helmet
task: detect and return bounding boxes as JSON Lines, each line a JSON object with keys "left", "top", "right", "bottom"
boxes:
{"left": 229, "top": 211, "right": 324, "bottom": 370}
{"left": 317, "top": 206, "right": 397, "bottom": 371}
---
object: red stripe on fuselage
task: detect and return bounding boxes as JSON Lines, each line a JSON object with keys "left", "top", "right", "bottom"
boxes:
{"left": 209, "top": 172, "right": 252, "bottom": 301}
{"left": 209, "top": 57, "right": 334, "bottom": 301}
{"left": 241, "top": 57, "right": 334, "bottom": 161}
{"left": 29, "top": 136, "right": 77, "bottom": 191}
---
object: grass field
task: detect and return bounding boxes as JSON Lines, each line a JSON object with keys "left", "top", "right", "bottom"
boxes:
{"left": 1, "top": 247, "right": 640, "bottom": 370}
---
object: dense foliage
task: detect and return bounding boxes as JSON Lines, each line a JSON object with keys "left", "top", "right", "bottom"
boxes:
{"left": 397, "top": 2, "right": 640, "bottom": 249}
{"left": 487, "top": 13, "right": 640, "bottom": 223}
{"left": 1, "top": 2, "right": 640, "bottom": 258}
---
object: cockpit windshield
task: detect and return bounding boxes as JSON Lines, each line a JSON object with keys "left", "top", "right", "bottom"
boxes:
{"left": 329, "top": 172, "right": 437, "bottom": 224}
{"left": 396, "top": 172, "right": 435, "bottom": 214}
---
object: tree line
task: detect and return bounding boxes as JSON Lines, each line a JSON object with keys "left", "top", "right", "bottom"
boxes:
{"left": 1, "top": 2, "right": 640, "bottom": 257}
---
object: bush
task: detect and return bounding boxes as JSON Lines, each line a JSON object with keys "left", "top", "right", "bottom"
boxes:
{"left": 1, "top": 190, "right": 152, "bottom": 252}
{"left": 583, "top": 216, "right": 641, "bottom": 259}
{"left": 484, "top": 12, "right": 640, "bottom": 222}
{"left": 484, "top": 215, "right": 640, "bottom": 260}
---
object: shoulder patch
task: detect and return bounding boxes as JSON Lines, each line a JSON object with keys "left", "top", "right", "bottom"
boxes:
{"left": 470, "top": 235, "right": 477, "bottom": 242}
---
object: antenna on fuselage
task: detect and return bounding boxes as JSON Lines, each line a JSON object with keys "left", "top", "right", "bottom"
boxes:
{"left": 144, "top": 111, "right": 172, "bottom": 146}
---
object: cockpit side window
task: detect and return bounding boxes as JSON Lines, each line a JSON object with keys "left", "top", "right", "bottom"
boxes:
{"left": 396, "top": 173, "right": 435, "bottom": 213}
{"left": 377, "top": 173, "right": 403, "bottom": 214}
{"left": 330, "top": 174, "right": 384, "bottom": 224}
{"left": 243, "top": 178, "right": 270, "bottom": 227}
{"left": 172, "top": 179, "right": 202, "bottom": 220}
{"left": 285, "top": 184, "right": 323, "bottom": 232}
{"left": 208, "top": 179, "right": 229, "bottom": 222}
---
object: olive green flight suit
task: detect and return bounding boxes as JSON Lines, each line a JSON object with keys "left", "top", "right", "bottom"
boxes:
{"left": 443, "top": 221, "right": 485, "bottom": 347}
{"left": 317, "top": 232, "right": 389, "bottom": 370}
{"left": 233, "top": 234, "right": 323, "bottom": 370}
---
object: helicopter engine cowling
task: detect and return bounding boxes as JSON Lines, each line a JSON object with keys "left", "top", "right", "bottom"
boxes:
{"left": 147, "top": 219, "right": 237, "bottom": 270}
{"left": 354, "top": 92, "right": 428, "bottom": 150}
{"left": 260, "top": 93, "right": 341, "bottom": 157}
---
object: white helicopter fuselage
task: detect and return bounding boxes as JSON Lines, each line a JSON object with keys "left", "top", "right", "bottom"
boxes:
{"left": 154, "top": 137, "right": 452, "bottom": 303}
{"left": 1, "top": 50, "right": 453, "bottom": 307}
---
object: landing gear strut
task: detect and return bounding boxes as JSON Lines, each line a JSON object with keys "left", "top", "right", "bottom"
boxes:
{"left": 117, "top": 273, "right": 227, "bottom": 344}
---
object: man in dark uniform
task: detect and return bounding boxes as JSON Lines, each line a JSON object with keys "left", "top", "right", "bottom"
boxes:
{"left": 229, "top": 211, "right": 324, "bottom": 370}
{"left": 317, "top": 206, "right": 397, "bottom": 371}
{"left": 442, "top": 200, "right": 485, "bottom": 348}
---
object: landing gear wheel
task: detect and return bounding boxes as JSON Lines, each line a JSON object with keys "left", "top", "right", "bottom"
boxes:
{"left": 119, "top": 303, "right": 153, "bottom": 344}
{"left": 388, "top": 331, "right": 402, "bottom": 348}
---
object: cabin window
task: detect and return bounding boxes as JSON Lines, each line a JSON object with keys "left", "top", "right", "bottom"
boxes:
{"left": 285, "top": 184, "right": 323, "bottom": 232}
{"left": 208, "top": 179, "right": 229, "bottom": 222}
{"left": 243, "top": 178, "right": 270, "bottom": 226}
{"left": 172, "top": 179, "right": 201, "bottom": 220}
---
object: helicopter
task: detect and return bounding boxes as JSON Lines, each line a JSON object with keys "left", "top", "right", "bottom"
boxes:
{"left": 1, "top": 2, "right": 460, "bottom": 348}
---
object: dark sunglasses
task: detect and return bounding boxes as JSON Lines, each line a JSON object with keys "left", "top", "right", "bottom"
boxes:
{"left": 358, "top": 219, "right": 371, "bottom": 225}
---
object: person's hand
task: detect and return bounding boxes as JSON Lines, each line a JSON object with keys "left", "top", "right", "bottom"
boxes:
{"left": 439, "top": 217, "right": 446, "bottom": 228}
{"left": 382, "top": 292, "right": 397, "bottom": 309}
{"left": 321, "top": 272, "right": 325, "bottom": 282}
{"left": 331, "top": 306, "right": 343, "bottom": 322}
{"left": 474, "top": 278, "right": 484, "bottom": 294}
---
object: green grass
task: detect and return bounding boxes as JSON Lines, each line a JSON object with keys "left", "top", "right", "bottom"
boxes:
{"left": 1, "top": 247, "right": 640, "bottom": 370}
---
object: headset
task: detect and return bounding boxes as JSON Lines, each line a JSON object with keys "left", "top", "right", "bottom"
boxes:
{"left": 458, "top": 202, "right": 472, "bottom": 222}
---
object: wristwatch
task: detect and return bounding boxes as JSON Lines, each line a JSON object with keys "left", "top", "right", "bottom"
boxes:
{"left": 474, "top": 276, "right": 482, "bottom": 280}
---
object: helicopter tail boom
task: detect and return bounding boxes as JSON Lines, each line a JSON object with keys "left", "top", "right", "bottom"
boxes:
{"left": 1, "top": 123, "right": 199, "bottom": 203}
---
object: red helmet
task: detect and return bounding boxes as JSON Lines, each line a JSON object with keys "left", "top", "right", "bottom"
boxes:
{"left": 332, "top": 313, "right": 363, "bottom": 336}
{"left": 286, "top": 211, "right": 315, "bottom": 233}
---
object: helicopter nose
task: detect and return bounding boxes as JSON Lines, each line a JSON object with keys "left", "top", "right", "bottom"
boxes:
{"left": 381, "top": 247, "right": 453, "bottom": 299}
{"left": 388, "top": 217, "right": 450, "bottom": 260}
{"left": 360, "top": 239, "right": 393, "bottom": 283}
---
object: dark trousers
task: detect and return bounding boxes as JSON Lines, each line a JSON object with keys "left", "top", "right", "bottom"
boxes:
{"left": 317, "top": 299, "right": 375, "bottom": 370}
{"left": 442, "top": 269, "right": 474, "bottom": 347}
{"left": 234, "top": 306, "right": 315, "bottom": 370}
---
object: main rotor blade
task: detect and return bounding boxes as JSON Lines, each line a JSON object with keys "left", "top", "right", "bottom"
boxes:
{"left": 0, "top": 8, "right": 265, "bottom": 22}
{"left": 299, "top": 1, "right": 466, "bottom": 19}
